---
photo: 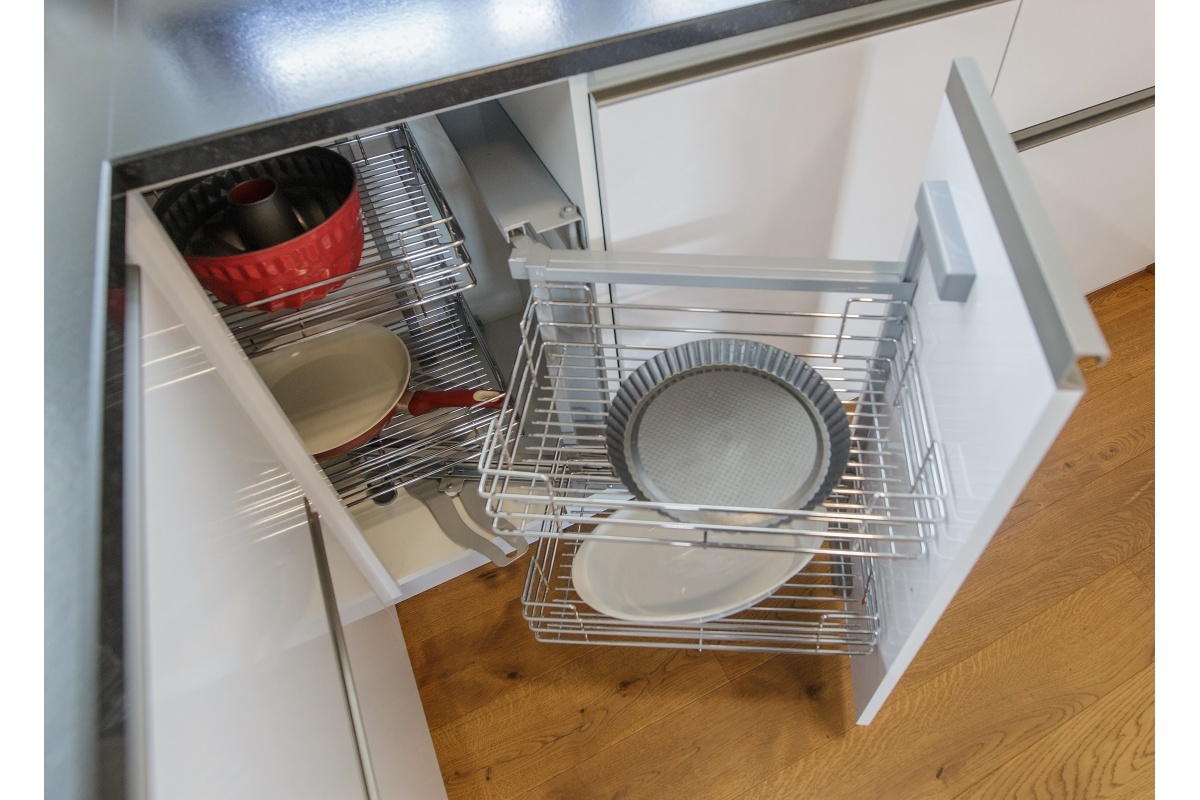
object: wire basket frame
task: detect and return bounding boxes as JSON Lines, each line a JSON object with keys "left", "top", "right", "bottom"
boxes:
{"left": 479, "top": 281, "right": 947, "bottom": 559}
{"left": 215, "top": 124, "right": 477, "bottom": 356}
{"left": 321, "top": 295, "right": 504, "bottom": 507}
{"left": 522, "top": 535, "right": 880, "bottom": 655}
{"left": 153, "top": 124, "right": 504, "bottom": 506}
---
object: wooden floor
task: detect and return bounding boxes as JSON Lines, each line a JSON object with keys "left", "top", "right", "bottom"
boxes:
{"left": 397, "top": 269, "right": 1154, "bottom": 800}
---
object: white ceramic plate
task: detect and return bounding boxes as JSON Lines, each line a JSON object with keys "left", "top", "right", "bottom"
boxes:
{"left": 571, "top": 508, "right": 824, "bottom": 624}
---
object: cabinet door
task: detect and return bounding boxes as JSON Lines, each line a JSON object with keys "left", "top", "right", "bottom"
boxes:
{"left": 1020, "top": 108, "right": 1154, "bottom": 293}
{"left": 991, "top": 0, "right": 1155, "bottom": 131}
{"left": 135, "top": 273, "right": 371, "bottom": 799}
{"left": 849, "top": 59, "right": 1109, "bottom": 722}
{"left": 593, "top": 1, "right": 1019, "bottom": 263}
{"left": 126, "top": 194, "right": 403, "bottom": 606}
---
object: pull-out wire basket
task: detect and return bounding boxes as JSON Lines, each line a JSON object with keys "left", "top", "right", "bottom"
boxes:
{"left": 219, "top": 125, "right": 477, "bottom": 357}
{"left": 523, "top": 535, "right": 879, "bottom": 655}
{"left": 479, "top": 280, "right": 947, "bottom": 560}
{"left": 150, "top": 124, "right": 504, "bottom": 506}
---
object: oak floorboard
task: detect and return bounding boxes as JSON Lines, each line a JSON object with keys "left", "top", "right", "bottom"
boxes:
{"left": 1001, "top": 368, "right": 1153, "bottom": 529}
{"left": 1105, "top": 767, "right": 1155, "bottom": 800}
{"left": 737, "top": 565, "right": 1155, "bottom": 800}
{"left": 1077, "top": 302, "right": 1155, "bottom": 398}
{"left": 513, "top": 768, "right": 593, "bottom": 800}
{"left": 955, "top": 660, "right": 1154, "bottom": 800}
{"left": 405, "top": 595, "right": 599, "bottom": 731}
{"left": 397, "top": 555, "right": 530, "bottom": 647}
{"left": 900, "top": 447, "right": 1154, "bottom": 691}
{"left": 524, "top": 652, "right": 854, "bottom": 800}
{"left": 432, "top": 646, "right": 730, "bottom": 800}
{"left": 1084, "top": 268, "right": 1155, "bottom": 328}
{"left": 710, "top": 650, "right": 779, "bottom": 682}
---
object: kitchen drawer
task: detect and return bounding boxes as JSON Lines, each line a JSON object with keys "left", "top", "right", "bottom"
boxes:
{"left": 474, "top": 59, "right": 1107, "bottom": 722}
{"left": 991, "top": 0, "right": 1155, "bottom": 132}
{"left": 1020, "top": 107, "right": 1155, "bottom": 294}
{"left": 591, "top": 1, "right": 1020, "bottom": 264}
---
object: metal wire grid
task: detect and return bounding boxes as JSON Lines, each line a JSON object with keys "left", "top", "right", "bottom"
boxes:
{"left": 152, "top": 124, "right": 504, "bottom": 506}
{"left": 213, "top": 124, "right": 476, "bottom": 357}
{"left": 320, "top": 295, "right": 504, "bottom": 507}
{"left": 478, "top": 283, "right": 947, "bottom": 559}
{"left": 522, "top": 535, "right": 880, "bottom": 654}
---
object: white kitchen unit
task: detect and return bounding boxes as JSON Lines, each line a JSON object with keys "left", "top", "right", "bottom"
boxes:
{"left": 1020, "top": 108, "right": 1155, "bottom": 294}
{"left": 988, "top": 0, "right": 1154, "bottom": 292}
{"left": 128, "top": 51, "right": 1107, "bottom": 774}
{"left": 131, "top": 272, "right": 445, "bottom": 799}
{"left": 592, "top": 0, "right": 1019, "bottom": 263}
{"left": 991, "top": 0, "right": 1155, "bottom": 132}
{"left": 48, "top": 2, "right": 1151, "bottom": 798}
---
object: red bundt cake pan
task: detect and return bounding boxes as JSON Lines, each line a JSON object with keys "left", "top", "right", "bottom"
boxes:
{"left": 153, "top": 147, "right": 364, "bottom": 312}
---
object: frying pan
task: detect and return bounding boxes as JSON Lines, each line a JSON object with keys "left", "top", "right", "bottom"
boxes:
{"left": 605, "top": 338, "right": 850, "bottom": 526}
{"left": 251, "top": 322, "right": 502, "bottom": 461}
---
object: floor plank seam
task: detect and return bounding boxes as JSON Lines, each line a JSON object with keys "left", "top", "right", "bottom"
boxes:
{"left": 1120, "top": 560, "right": 1155, "bottom": 601}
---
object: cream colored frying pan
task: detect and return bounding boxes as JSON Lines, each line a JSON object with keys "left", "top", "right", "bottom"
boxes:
{"left": 251, "top": 322, "right": 502, "bottom": 461}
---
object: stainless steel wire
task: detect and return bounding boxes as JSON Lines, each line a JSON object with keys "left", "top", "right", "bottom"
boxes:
{"left": 479, "top": 284, "right": 947, "bottom": 560}
{"left": 521, "top": 535, "right": 880, "bottom": 654}
{"left": 213, "top": 125, "right": 477, "bottom": 356}
{"left": 162, "top": 124, "right": 502, "bottom": 508}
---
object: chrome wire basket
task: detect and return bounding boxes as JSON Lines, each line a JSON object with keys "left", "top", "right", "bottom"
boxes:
{"left": 479, "top": 280, "right": 947, "bottom": 561}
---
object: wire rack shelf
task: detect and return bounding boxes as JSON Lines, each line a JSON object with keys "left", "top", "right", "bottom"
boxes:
{"left": 522, "top": 535, "right": 880, "bottom": 655}
{"left": 150, "top": 124, "right": 502, "bottom": 506}
{"left": 479, "top": 281, "right": 947, "bottom": 560}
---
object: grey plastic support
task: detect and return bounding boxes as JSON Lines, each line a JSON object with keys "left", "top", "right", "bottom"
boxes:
{"left": 452, "top": 478, "right": 522, "bottom": 536}
{"left": 406, "top": 479, "right": 528, "bottom": 566}
{"left": 508, "top": 235, "right": 914, "bottom": 298}
{"left": 438, "top": 102, "right": 583, "bottom": 241}
{"left": 945, "top": 58, "right": 1110, "bottom": 383}
{"left": 916, "top": 180, "right": 975, "bottom": 302}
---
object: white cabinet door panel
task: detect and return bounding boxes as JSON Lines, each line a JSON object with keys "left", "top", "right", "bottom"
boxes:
{"left": 850, "top": 60, "right": 1106, "bottom": 723}
{"left": 126, "top": 194, "right": 402, "bottom": 605}
{"left": 594, "top": 2, "right": 1018, "bottom": 263}
{"left": 137, "top": 275, "right": 369, "bottom": 800}
{"left": 1021, "top": 108, "right": 1155, "bottom": 293}
{"left": 341, "top": 609, "right": 449, "bottom": 800}
{"left": 992, "top": 0, "right": 1154, "bottom": 131}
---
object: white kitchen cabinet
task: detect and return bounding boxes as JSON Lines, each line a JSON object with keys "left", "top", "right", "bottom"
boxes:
{"left": 592, "top": 1, "right": 1019, "bottom": 263}
{"left": 132, "top": 265, "right": 447, "bottom": 800}
{"left": 129, "top": 53, "right": 1107, "bottom": 736}
{"left": 125, "top": 21, "right": 1111, "bottom": 798}
{"left": 992, "top": 0, "right": 1155, "bottom": 131}
{"left": 1021, "top": 108, "right": 1155, "bottom": 293}
{"left": 134, "top": 273, "right": 369, "bottom": 799}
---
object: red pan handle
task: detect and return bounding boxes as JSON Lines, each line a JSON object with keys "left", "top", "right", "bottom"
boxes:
{"left": 403, "top": 389, "right": 504, "bottom": 417}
